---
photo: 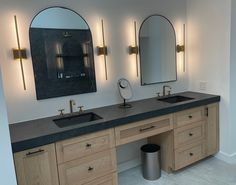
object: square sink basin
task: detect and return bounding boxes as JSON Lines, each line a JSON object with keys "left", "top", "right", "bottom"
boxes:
{"left": 53, "top": 112, "right": 102, "bottom": 128}
{"left": 158, "top": 95, "right": 194, "bottom": 104}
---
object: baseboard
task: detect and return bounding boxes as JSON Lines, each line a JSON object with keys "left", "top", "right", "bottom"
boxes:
{"left": 118, "top": 158, "right": 141, "bottom": 173}
{"left": 215, "top": 151, "right": 236, "bottom": 164}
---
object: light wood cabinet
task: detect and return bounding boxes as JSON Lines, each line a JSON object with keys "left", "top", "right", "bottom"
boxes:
{"left": 14, "top": 144, "right": 59, "bottom": 185}
{"left": 206, "top": 103, "right": 219, "bottom": 155}
{"left": 115, "top": 114, "right": 173, "bottom": 146}
{"left": 13, "top": 103, "right": 219, "bottom": 185}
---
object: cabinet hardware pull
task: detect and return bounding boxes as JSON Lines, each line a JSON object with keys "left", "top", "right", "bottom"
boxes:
{"left": 88, "top": 166, "right": 94, "bottom": 171}
{"left": 86, "top": 143, "right": 92, "bottom": 148}
{"left": 189, "top": 152, "right": 194, "bottom": 156}
{"left": 189, "top": 133, "right": 193, "bottom": 136}
{"left": 139, "top": 125, "right": 155, "bottom": 132}
{"left": 26, "top": 149, "right": 45, "bottom": 156}
{"left": 188, "top": 115, "right": 192, "bottom": 119}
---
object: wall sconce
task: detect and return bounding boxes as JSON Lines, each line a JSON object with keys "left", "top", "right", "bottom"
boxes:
{"left": 128, "top": 21, "right": 139, "bottom": 77}
{"left": 97, "top": 19, "right": 108, "bottom": 80}
{"left": 176, "top": 24, "right": 186, "bottom": 72}
{"left": 12, "top": 15, "right": 27, "bottom": 90}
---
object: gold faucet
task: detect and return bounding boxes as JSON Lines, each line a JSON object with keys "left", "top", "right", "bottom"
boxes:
{"left": 163, "top": 85, "right": 172, "bottom": 96}
{"left": 69, "top": 100, "right": 76, "bottom": 113}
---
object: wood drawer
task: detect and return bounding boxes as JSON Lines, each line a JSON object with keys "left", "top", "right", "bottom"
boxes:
{"left": 174, "top": 140, "right": 206, "bottom": 170}
{"left": 174, "top": 121, "right": 205, "bottom": 148}
{"left": 56, "top": 129, "right": 115, "bottom": 163}
{"left": 115, "top": 114, "right": 173, "bottom": 146}
{"left": 83, "top": 173, "right": 117, "bottom": 185}
{"left": 174, "top": 107, "right": 205, "bottom": 128}
{"left": 58, "top": 149, "right": 117, "bottom": 185}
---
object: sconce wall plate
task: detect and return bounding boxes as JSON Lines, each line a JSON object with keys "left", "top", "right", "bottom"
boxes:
{"left": 128, "top": 46, "right": 138, "bottom": 55}
{"left": 176, "top": 45, "right": 185, "bottom": 53}
{"left": 13, "top": 49, "right": 27, "bottom": 59}
{"left": 13, "top": 15, "right": 27, "bottom": 90}
{"left": 97, "top": 46, "right": 108, "bottom": 55}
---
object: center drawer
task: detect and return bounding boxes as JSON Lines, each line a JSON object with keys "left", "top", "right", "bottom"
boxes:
{"left": 115, "top": 114, "right": 173, "bottom": 146}
{"left": 58, "top": 149, "right": 117, "bottom": 185}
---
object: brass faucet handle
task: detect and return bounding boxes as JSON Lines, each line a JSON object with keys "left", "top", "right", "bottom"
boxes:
{"left": 58, "top": 109, "right": 65, "bottom": 116}
{"left": 156, "top": 92, "right": 161, "bottom": 97}
{"left": 167, "top": 90, "right": 171, "bottom": 95}
{"left": 78, "top": 106, "right": 84, "bottom": 113}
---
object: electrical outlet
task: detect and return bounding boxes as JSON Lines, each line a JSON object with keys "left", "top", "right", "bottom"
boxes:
{"left": 199, "top": 81, "right": 207, "bottom": 91}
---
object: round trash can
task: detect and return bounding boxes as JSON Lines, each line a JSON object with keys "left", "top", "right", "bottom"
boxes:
{"left": 141, "top": 144, "right": 161, "bottom": 180}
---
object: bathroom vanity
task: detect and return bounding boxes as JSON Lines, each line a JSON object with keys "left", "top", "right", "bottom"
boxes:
{"left": 10, "top": 92, "right": 220, "bottom": 185}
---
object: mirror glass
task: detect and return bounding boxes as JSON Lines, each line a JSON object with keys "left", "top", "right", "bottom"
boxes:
{"left": 139, "top": 15, "right": 177, "bottom": 85}
{"left": 29, "top": 7, "right": 96, "bottom": 100}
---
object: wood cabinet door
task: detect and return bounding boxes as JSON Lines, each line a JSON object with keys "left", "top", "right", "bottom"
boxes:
{"left": 206, "top": 103, "right": 219, "bottom": 155}
{"left": 14, "top": 144, "right": 59, "bottom": 185}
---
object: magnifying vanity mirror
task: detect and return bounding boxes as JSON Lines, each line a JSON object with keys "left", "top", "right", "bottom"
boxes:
{"left": 29, "top": 7, "right": 96, "bottom": 100}
{"left": 139, "top": 15, "right": 177, "bottom": 85}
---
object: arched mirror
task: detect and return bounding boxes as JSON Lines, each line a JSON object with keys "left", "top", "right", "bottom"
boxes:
{"left": 139, "top": 15, "right": 177, "bottom": 85}
{"left": 29, "top": 7, "right": 96, "bottom": 100}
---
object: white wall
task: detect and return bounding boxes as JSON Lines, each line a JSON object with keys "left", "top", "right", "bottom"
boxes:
{"left": 230, "top": 0, "right": 236, "bottom": 159}
{"left": 186, "top": 0, "right": 234, "bottom": 161}
{"left": 0, "top": 0, "right": 187, "bottom": 174}
{"left": 0, "top": 0, "right": 187, "bottom": 124}
{"left": 0, "top": 66, "right": 17, "bottom": 185}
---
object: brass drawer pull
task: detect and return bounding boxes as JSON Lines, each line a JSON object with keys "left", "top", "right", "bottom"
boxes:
{"left": 189, "top": 152, "right": 194, "bottom": 156}
{"left": 139, "top": 125, "right": 155, "bottom": 132}
{"left": 86, "top": 143, "right": 92, "bottom": 148}
{"left": 26, "top": 149, "right": 45, "bottom": 156}
{"left": 88, "top": 166, "right": 94, "bottom": 171}
{"left": 189, "top": 133, "right": 193, "bottom": 136}
{"left": 188, "top": 115, "right": 193, "bottom": 119}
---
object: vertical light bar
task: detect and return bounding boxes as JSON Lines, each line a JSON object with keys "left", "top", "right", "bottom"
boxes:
{"left": 101, "top": 19, "right": 108, "bottom": 80}
{"left": 183, "top": 24, "right": 186, "bottom": 72}
{"left": 14, "top": 15, "right": 26, "bottom": 90}
{"left": 134, "top": 21, "right": 139, "bottom": 77}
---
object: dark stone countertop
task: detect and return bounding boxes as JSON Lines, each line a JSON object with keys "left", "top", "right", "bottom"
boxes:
{"left": 9, "top": 91, "right": 220, "bottom": 153}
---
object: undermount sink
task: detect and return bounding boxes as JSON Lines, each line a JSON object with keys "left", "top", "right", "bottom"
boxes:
{"left": 53, "top": 112, "right": 102, "bottom": 128}
{"left": 158, "top": 95, "right": 194, "bottom": 104}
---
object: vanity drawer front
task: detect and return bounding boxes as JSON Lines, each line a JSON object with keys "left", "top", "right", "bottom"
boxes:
{"left": 174, "top": 141, "right": 206, "bottom": 170}
{"left": 115, "top": 114, "right": 173, "bottom": 146}
{"left": 58, "top": 149, "right": 117, "bottom": 185}
{"left": 174, "top": 121, "right": 205, "bottom": 148}
{"left": 56, "top": 129, "right": 115, "bottom": 164}
{"left": 84, "top": 173, "right": 117, "bottom": 185}
{"left": 174, "top": 107, "right": 205, "bottom": 128}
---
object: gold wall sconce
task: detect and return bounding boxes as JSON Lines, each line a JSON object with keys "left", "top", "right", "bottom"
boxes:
{"left": 12, "top": 15, "right": 27, "bottom": 90}
{"left": 128, "top": 21, "right": 139, "bottom": 77}
{"left": 176, "top": 24, "right": 186, "bottom": 72}
{"left": 97, "top": 19, "right": 108, "bottom": 80}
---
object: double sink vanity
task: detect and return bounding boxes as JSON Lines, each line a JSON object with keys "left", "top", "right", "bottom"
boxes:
{"left": 10, "top": 91, "right": 220, "bottom": 185}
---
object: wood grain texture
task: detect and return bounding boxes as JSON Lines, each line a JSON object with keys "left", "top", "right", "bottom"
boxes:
{"left": 115, "top": 114, "right": 173, "bottom": 146}
{"left": 58, "top": 149, "right": 117, "bottom": 185}
{"left": 56, "top": 129, "right": 115, "bottom": 164}
{"left": 206, "top": 103, "right": 219, "bottom": 155}
{"left": 84, "top": 173, "right": 117, "bottom": 185}
{"left": 174, "top": 106, "right": 205, "bottom": 128}
{"left": 14, "top": 143, "right": 59, "bottom": 185}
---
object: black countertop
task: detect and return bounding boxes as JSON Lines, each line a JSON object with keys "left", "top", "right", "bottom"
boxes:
{"left": 9, "top": 91, "right": 220, "bottom": 153}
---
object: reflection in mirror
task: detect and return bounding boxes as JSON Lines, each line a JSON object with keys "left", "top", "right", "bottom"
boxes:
{"left": 139, "top": 15, "right": 177, "bottom": 85}
{"left": 29, "top": 7, "right": 96, "bottom": 100}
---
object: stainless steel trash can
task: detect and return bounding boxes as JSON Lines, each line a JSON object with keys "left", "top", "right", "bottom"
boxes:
{"left": 141, "top": 144, "right": 161, "bottom": 180}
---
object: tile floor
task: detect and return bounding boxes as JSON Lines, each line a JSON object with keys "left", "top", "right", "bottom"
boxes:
{"left": 118, "top": 157, "right": 236, "bottom": 185}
